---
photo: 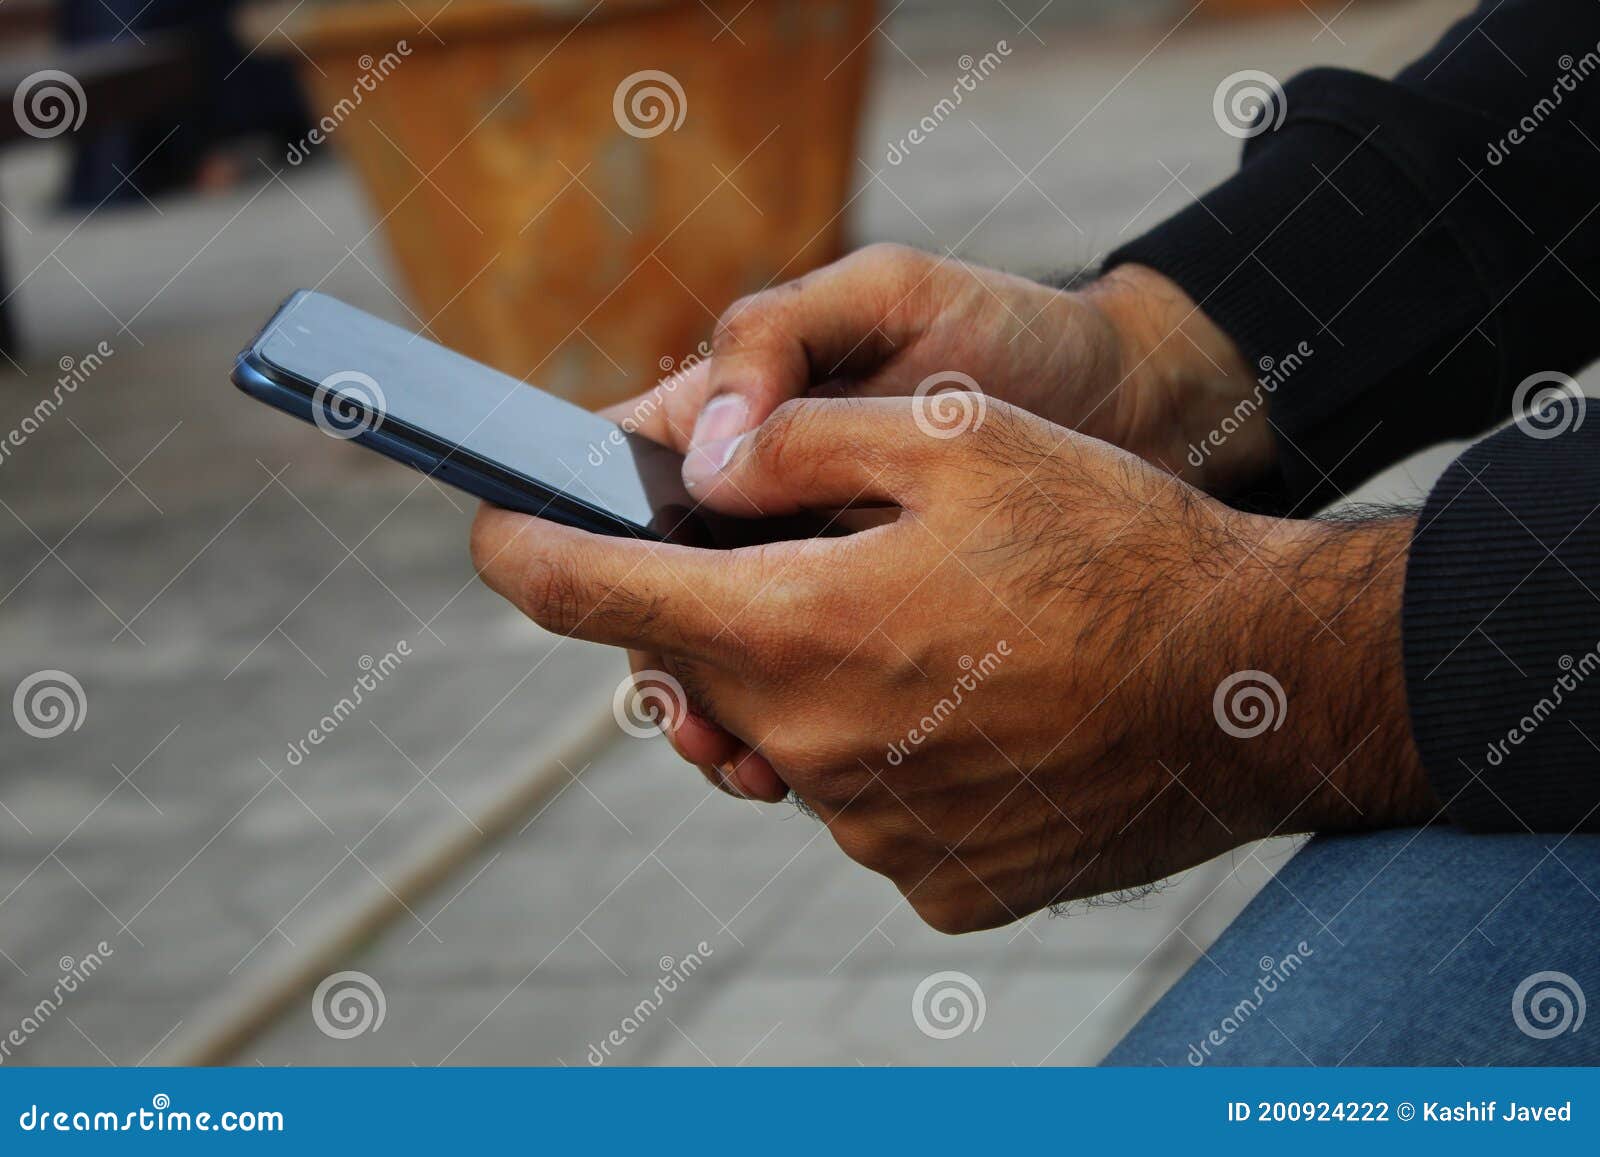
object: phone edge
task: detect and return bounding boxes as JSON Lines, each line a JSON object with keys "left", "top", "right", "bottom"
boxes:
{"left": 230, "top": 344, "right": 666, "bottom": 543}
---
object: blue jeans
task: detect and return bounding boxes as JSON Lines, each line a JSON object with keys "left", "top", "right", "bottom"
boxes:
{"left": 1104, "top": 827, "right": 1600, "bottom": 1065}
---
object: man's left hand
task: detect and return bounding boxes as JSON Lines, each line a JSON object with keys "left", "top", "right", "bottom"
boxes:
{"left": 471, "top": 397, "right": 1439, "bottom": 933}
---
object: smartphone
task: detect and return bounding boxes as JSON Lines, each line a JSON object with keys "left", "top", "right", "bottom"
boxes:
{"left": 232, "top": 291, "right": 701, "bottom": 541}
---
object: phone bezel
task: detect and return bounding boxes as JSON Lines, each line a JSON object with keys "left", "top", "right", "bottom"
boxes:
{"left": 232, "top": 294, "right": 667, "bottom": 541}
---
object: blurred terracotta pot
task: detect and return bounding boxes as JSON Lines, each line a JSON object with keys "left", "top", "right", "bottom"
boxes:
{"left": 260, "top": 0, "right": 875, "bottom": 407}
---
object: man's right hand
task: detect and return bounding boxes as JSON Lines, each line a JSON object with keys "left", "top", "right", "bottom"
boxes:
{"left": 603, "top": 243, "right": 1272, "bottom": 498}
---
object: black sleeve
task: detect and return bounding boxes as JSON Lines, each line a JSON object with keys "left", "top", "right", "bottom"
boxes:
{"left": 1404, "top": 420, "right": 1600, "bottom": 833}
{"left": 1107, "top": 1, "right": 1600, "bottom": 833}
{"left": 1106, "top": 0, "right": 1600, "bottom": 511}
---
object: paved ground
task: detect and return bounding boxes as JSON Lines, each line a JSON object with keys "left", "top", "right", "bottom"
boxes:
{"left": 0, "top": 0, "right": 1477, "bottom": 1066}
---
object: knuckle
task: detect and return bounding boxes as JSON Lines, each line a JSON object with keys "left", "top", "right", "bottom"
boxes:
{"left": 748, "top": 398, "right": 816, "bottom": 480}
{"left": 902, "top": 883, "right": 985, "bottom": 934}
{"left": 913, "top": 898, "right": 980, "bottom": 936}
{"left": 903, "top": 872, "right": 991, "bottom": 935}
{"left": 712, "top": 293, "right": 774, "bottom": 352}
{"left": 856, "top": 241, "right": 926, "bottom": 279}
{"left": 829, "top": 818, "right": 898, "bottom": 873}
{"left": 759, "top": 733, "right": 822, "bottom": 782}
{"left": 516, "top": 549, "right": 588, "bottom": 637}
{"left": 964, "top": 403, "right": 1044, "bottom": 479}
{"left": 761, "top": 728, "right": 860, "bottom": 800}
{"left": 741, "top": 545, "right": 817, "bottom": 624}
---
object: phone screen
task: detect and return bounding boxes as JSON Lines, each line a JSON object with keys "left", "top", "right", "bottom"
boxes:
{"left": 255, "top": 292, "right": 690, "bottom": 532}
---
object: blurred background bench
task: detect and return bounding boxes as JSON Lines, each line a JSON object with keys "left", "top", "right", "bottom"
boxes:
{"left": 1, "top": 27, "right": 194, "bottom": 357}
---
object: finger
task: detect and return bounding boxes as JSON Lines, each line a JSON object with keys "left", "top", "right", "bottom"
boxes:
{"left": 671, "top": 701, "right": 744, "bottom": 780}
{"left": 684, "top": 245, "right": 931, "bottom": 488}
{"left": 685, "top": 396, "right": 936, "bottom": 516}
{"left": 626, "top": 649, "right": 737, "bottom": 779}
{"left": 728, "top": 745, "right": 788, "bottom": 803}
{"left": 470, "top": 504, "right": 739, "bottom": 657}
{"left": 635, "top": 654, "right": 790, "bottom": 805}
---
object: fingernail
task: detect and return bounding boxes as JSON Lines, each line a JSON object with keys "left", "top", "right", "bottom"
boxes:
{"left": 684, "top": 395, "right": 749, "bottom": 487}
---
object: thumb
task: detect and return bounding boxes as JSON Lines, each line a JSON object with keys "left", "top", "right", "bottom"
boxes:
{"left": 683, "top": 246, "right": 929, "bottom": 489}
{"left": 686, "top": 397, "right": 933, "bottom": 517}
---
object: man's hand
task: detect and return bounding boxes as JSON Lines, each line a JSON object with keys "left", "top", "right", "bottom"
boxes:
{"left": 604, "top": 243, "right": 1270, "bottom": 496}
{"left": 598, "top": 245, "right": 1273, "bottom": 790}
{"left": 471, "top": 398, "right": 1439, "bottom": 933}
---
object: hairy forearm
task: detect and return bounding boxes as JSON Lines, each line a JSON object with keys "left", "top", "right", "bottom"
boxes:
{"left": 1201, "top": 514, "right": 1441, "bottom": 836}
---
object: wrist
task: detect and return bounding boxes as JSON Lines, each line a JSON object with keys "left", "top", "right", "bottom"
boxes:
{"left": 1200, "top": 513, "right": 1440, "bottom": 837}
{"left": 1081, "top": 263, "right": 1273, "bottom": 495}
